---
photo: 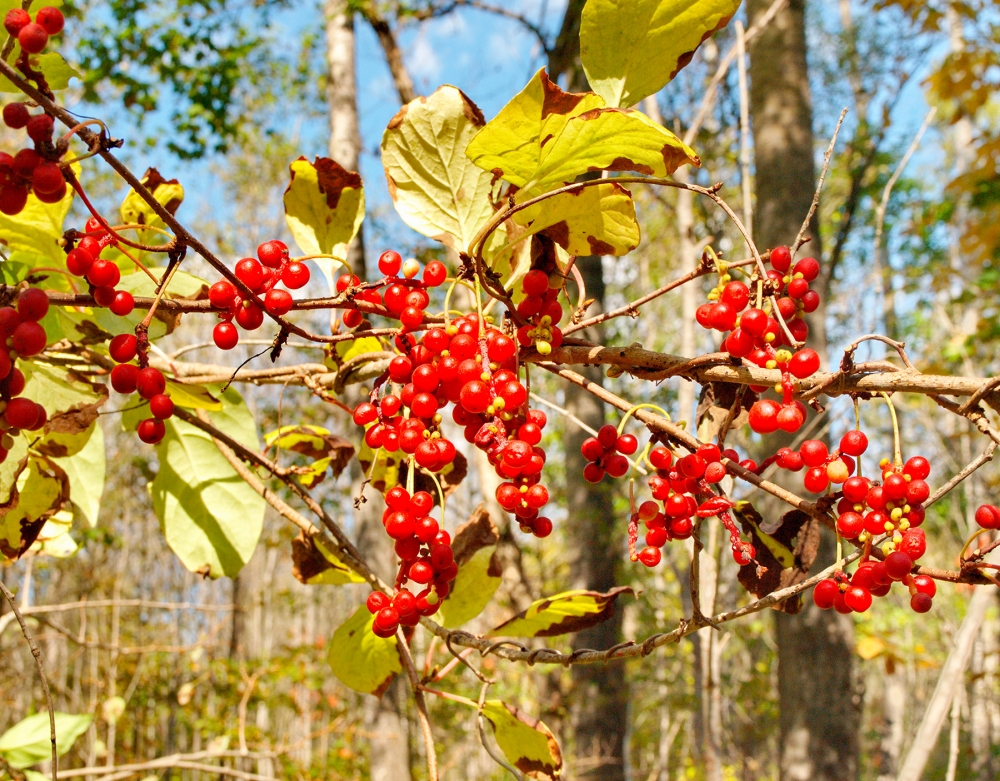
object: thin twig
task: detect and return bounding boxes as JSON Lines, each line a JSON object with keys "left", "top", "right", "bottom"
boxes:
{"left": 792, "top": 108, "right": 849, "bottom": 254}
{"left": 397, "top": 630, "right": 439, "bottom": 781}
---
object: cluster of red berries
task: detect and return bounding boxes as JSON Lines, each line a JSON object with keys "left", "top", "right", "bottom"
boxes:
{"left": 336, "top": 250, "right": 447, "bottom": 330}
{"left": 514, "top": 270, "right": 564, "bottom": 356}
{"left": 813, "top": 561, "right": 937, "bottom": 614}
{"left": 364, "top": 486, "right": 457, "bottom": 637}
{"left": 208, "top": 240, "right": 311, "bottom": 349}
{"left": 580, "top": 425, "right": 637, "bottom": 482}
{"left": 107, "top": 335, "right": 174, "bottom": 444}
{"left": 974, "top": 504, "right": 1000, "bottom": 530}
{"left": 762, "top": 431, "right": 868, "bottom": 495}
{"left": 65, "top": 218, "right": 136, "bottom": 315}
{"left": 696, "top": 245, "right": 823, "bottom": 435}
{"left": 0, "top": 288, "right": 54, "bottom": 460}
{"left": 4, "top": 6, "right": 64, "bottom": 55}
{"left": 1, "top": 7, "right": 67, "bottom": 216}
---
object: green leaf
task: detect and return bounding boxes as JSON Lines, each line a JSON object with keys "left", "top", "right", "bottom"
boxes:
{"left": 513, "top": 181, "right": 640, "bottom": 257}
{"left": 327, "top": 603, "right": 401, "bottom": 696}
{"left": 150, "top": 388, "right": 264, "bottom": 578}
{"left": 0, "top": 712, "right": 91, "bottom": 769}
{"left": 118, "top": 169, "right": 183, "bottom": 265}
{"left": 481, "top": 701, "right": 563, "bottom": 780}
{"left": 580, "top": 0, "right": 742, "bottom": 107}
{"left": 291, "top": 530, "right": 366, "bottom": 586}
{"left": 50, "top": 423, "right": 105, "bottom": 527}
{"left": 162, "top": 380, "right": 222, "bottom": 411}
{"left": 468, "top": 69, "right": 698, "bottom": 193}
{"left": 0, "top": 50, "right": 80, "bottom": 93}
{"left": 282, "top": 157, "right": 363, "bottom": 292}
{"left": 437, "top": 505, "right": 502, "bottom": 628}
{"left": 488, "top": 587, "right": 634, "bottom": 638}
{"left": 382, "top": 85, "right": 500, "bottom": 252}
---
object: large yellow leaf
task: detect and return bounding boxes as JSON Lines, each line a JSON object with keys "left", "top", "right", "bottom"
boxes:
{"left": 481, "top": 701, "right": 563, "bottom": 780}
{"left": 580, "top": 0, "right": 742, "bottom": 107}
{"left": 466, "top": 69, "right": 604, "bottom": 189}
{"left": 282, "top": 156, "right": 364, "bottom": 293}
{"left": 381, "top": 86, "right": 498, "bottom": 252}
{"left": 0, "top": 455, "right": 68, "bottom": 561}
{"left": 437, "top": 505, "right": 502, "bottom": 628}
{"left": 514, "top": 181, "right": 640, "bottom": 256}
{"left": 327, "top": 604, "right": 401, "bottom": 696}
{"left": 488, "top": 587, "right": 634, "bottom": 638}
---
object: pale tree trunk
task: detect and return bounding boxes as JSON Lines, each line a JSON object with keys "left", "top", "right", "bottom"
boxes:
{"left": 548, "top": 3, "right": 629, "bottom": 777}
{"left": 327, "top": 2, "right": 412, "bottom": 778}
{"left": 747, "top": 3, "right": 859, "bottom": 780}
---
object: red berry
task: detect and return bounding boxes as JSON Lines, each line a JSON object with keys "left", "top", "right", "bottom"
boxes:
{"left": 110, "top": 363, "right": 139, "bottom": 394}
{"left": 18, "top": 23, "right": 48, "bottom": 54}
{"left": 720, "top": 280, "right": 750, "bottom": 310}
{"left": 3, "top": 9, "right": 30, "bottom": 36}
{"left": 839, "top": 430, "right": 868, "bottom": 457}
{"left": 109, "top": 290, "right": 135, "bottom": 316}
{"left": 638, "top": 546, "right": 661, "bottom": 567}
{"left": 803, "top": 466, "right": 830, "bottom": 494}
{"left": 903, "top": 456, "right": 931, "bottom": 480}
{"left": 813, "top": 578, "right": 839, "bottom": 609}
{"left": 616, "top": 434, "right": 638, "bottom": 455}
{"left": 281, "top": 261, "right": 310, "bottom": 289}
{"left": 0, "top": 184, "right": 28, "bottom": 215}
{"left": 65, "top": 248, "right": 94, "bottom": 276}
{"left": 209, "top": 280, "right": 238, "bottom": 309}
{"left": 17, "top": 288, "right": 49, "bottom": 322}
{"left": 234, "top": 257, "right": 264, "bottom": 289}
{"left": 844, "top": 585, "right": 872, "bottom": 613}
{"left": 108, "top": 334, "right": 138, "bottom": 363}
{"left": 748, "top": 399, "right": 781, "bottom": 434}
{"left": 836, "top": 512, "right": 864, "bottom": 538}
{"left": 25, "top": 113, "right": 54, "bottom": 144}
{"left": 374, "top": 606, "right": 400, "bottom": 633}
{"left": 378, "top": 250, "right": 402, "bottom": 276}
{"left": 769, "top": 245, "right": 792, "bottom": 272}
{"left": 400, "top": 306, "right": 423, "bottom": 330}
{"left": 11, "top": 320, "right": 46, "bottom": 356}
{"left": 974, "top": 504, "right": 1000, "bottom": 530}
{"left": 264, "top": 288, "right": 293, "bottom": 316}
{"left": 522, "top": 269, "right": 549, "bottom": 297}
{"left": 884, "top": 551, "right": 913, "bottom": 581}
{"left": 788, "top": 348, "right": 820, "bottom": 379}
{"left": 137, "top": 418, "right": 166, "bottom": 445}
{"left": 256, "top": 239, "right": 288, "bottom": 268}
{"left": 793, "top": 257, "right": 820, "bottom": 281}
{"left": 2, "top": 103, "right": 29, "bottom": 130}
{"left": 31, "top": 161, "right": 64, "bottom": 196}
{"left": 366, "top": 592, "right": 389, "bottom": 614}
{"left": 136, "top": 367, "right": 166, "bottom": 400}
{"left": 35, "top": 7, "right": 64, "bottom": 35}
{"left": 87, "top": 259, "right": 121, "bottom": 288}
{"left": 910, "top": 593, "right": 933, "bottom": 613}
{"left": 423, "top": 260, "right": 447, "bottom": 287}
{"left": 93, "top": 286, "right": 116, "bottom": 307}
{"left": 235, "top": 302, "right": 264, "bottom": 330}
{"left": 4, "top": 397, "right": 39, "bottom": 430}
{"left": 213, "top": 322, "right": 239, "bottom": 350}
{"left": 149, "top": 393, "right": 174, "bottom": 420}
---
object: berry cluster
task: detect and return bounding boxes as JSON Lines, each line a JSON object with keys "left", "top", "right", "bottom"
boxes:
{"left": 0, "top": 288, "right": 53, "bottom": 460}
{"left": 335, "top": 250, "right": 447, "bottom": 331}
{"left": 514, "top": 270, "right": 564, "bottom": 356}
{"left": 696, "top": 245, "right": 823, "bottom": 434}
{"left": 4, "top": 5, "right": 64, "bottom": 55}
{"left": 580, "top": 425, "right": 637, "bottom": 483}
{"left": 208, "top": 240, "right": 311, "bottom": 349}
{"left": 107, "top": 334, "right": 173, "bottom": 444}
{"left": 364, "top": 487, "right": 457, "bottom": 637}
{"left": 761, "top": 432, "right": 868, "bottom": 496}
{"left": 65, "top": 218, "right": 136, "bottom": 315}
{"left": 630, "top": 443, "right": 755, "bottom": 568}
{"left": 813, "top": 562, "right": 936, "bottom": 615}
{"left": 1, "top": 7, "right": 67, "bottom": 216}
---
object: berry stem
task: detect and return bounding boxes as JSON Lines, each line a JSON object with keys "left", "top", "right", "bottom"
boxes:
{"left": 420, "top": 465, "right": 446, "bottom": 517}
{"left": 878, "top": 391, "right": 903, "bottom": 467}
{"left": 616, "top": 403, "right": 671, "bottom": 435}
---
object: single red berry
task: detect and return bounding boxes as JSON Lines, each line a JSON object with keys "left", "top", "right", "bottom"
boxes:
{"left": 884, "top": 551, "right": 913, "bottom": 581}
{"left": 87, "top": 259, "right": 121, "bottom": 288}
{"left": 720, "top": 280, "right": 750, "bottom": 311}
{"left": 748, "top": 399, "right": 781, "bottom": 434}
{"left": 638, "top": 546, "right": 661, "bottom": 567}
{"left": 110, "top": 363, "right": 139, "bottom": 394}
{"left": 803, "top": 466, "right": 830, "bottom": 494}
{"left": 137, "top": 418, "right": 166, "bottom": 445}
{"left": 0, "top": 184, "right": 28, "bottom": 216}
{"left": 813, "top": 578, "right": 839, "bottom": 609}
{"left": 234, "top": 257, "right": 264, "bottom": 290}
{"left": 903, "top": 456, "right": 931, "bottom": 480}
{"left": 256, "top": 239, "right": 288, "bottom": 268}
{"left": 910, "top": 593, "right": 933, "bottom": 613}
{"left": 522, "top": 269, "right": 549, "bottom": 297}
{"left": 209, "top": 280, "right": 237, "bottom": 309}
{"left": 793, "top": 257, "right": 820, "bottom": 281}
{"left": 65, "top": 247, "right": 94, "bottom": 276}
{"left": 149, "top": 393, "right": 174, "bottom": 420}
{"left": 11, "top": 320, "right": 46, "bottom": 356}
{"left": 788, "top": 348, "right": 820, "bottom": 379}
{"left": 281, "top": 261, "right": 310, "bottom": 289}
{"left": 342, "top": 309, "right": 363, "bottom": 328}
{"left": 400, "top": 306, "right": 423, "bottom": 330}
{"left": 25, "top": 113, "right": 54, "bottom": 144}
{"left": 3, "top": 8, "right": 30, "bottom": 36}
{"left": 366, "top": 592, "right": 389, "bottom": 614}
{"left": 839, "top": 429, "right": 868, "bottom": 457}
{"left": 423, "top": 260, "right": 447, "bottom": 287}
{"left": 378, "top": 250, "right": 402, "bottom": 276}
{"left": 264, "top": 288, "right": 293, "bottom": 316}
{"left": 235, "top": 302, "right": 264, "bottom": 330}
{"left": 844, "top": 585, "right": 872, "bottom": 613}
{"left": 35, "top": 6, "right": 64, "bottom": 35}
{"left": 769, "top": 245, "right": 792, "bottom": 272}
{"left": 213, "top": 322, "right": 239, "bottom": 350}
{"left": 92, "top": 286, "right": 116, "bottom": 307}
{"left": 109, "top": 290, "right": 135, "bottom": 316}
{"left": 31, "top": 161, "right": 64, "bottom": 196}
{"left": 799, "top": 440, "right": 829, "bottom": 467}
{"left": 136, "top": 367, "right": 166, "bottom": 400}
{"left": 974, "top": 504, "right": 1000, "bottom": 530}
{"left": 4, "top": 397, "right": 39, "bottom": 430}
{"left": 18, "top": 23, "right": 48, "bottom": 54}
{"left": 616, "top": 434, "right": 638, "bottom": 455}
{"left": 108, "top": 333, "right": 138, "bottom": 363}
{"left": 2, "top": 103, "right": 30, "bottom": 129}
{"left": 17, "top": 287, "right": 49, "bottom": 322}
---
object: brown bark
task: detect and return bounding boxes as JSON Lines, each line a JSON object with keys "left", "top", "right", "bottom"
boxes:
{"left": 747, "top": 2, "right": 860, "bottom": 780}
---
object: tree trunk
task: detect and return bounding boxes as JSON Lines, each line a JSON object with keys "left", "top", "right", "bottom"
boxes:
{"left": 747, "top": 3, "right": 859, "bottom": 780}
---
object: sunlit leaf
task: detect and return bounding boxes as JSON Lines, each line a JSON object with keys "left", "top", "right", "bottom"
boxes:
{"left": 580, "top": 0, "right": 742, "bottom": 107}
{"left": 488, "top": 587, "right": 634, "bottom": 638}
{"left": 0, "top": 712, "right": 91, "bottom": 769}
{"left": 119, "top": 169, "right": 183, "bottom": 265}
{"left": 328, "top": 603, "right": 401, "bottom": 696}
{"left": 481, "top": 700, "right": 563, "bottom": 780}
{"left": 292, "top": 530, "right": 366, "bottom": 585}
{"left": 437, "top": 505, "right": 502, "bottom": 627}
{"left": 50, "top": 422, "right": 105, "bottom": 527}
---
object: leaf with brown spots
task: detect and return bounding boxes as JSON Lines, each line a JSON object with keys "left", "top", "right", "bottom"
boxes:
{"left": 580, "top": 0, "right": 742, "bottom": 107}
{"left": 291, "top": 530, "right": 366, "bottom": 586}
{"left": 481, "top": 700, "right": 563, "bottom": 779}
{"left": 733, "top": 504, "right": 821, "bottom": 614}
{"left": 264, "top": 424, "right": 355, "bottom": 486}
{"left": 0, "top": 455, "right": 70, "bottom": 560}
{"left": 487, "top": 587, "right": 635, "bottom": 638}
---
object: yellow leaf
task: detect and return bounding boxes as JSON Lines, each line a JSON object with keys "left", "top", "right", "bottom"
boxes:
{"left": 513, "top": 181, "right": 640, "bottom": 256}
{"left": 488, "top": 587, "right": 634, "bottom": 638}
{"left": 119, "top": 169, "right": 182, "bottom": 265}
{"left": 164, "top": 381, "right": 223, "bottom": 411}
{"left": 856, "top": 636, "right": 887, "bottom": 660}
{"left": 327, "top": 604, "right": 401, "bottom": 696}
{"left": 292, "top": 531, "right": 366, "bottom": 586}
{"left": 382, "top": 86, "right": 500, "bottom": 253}
{"left": 481, "top": 700, "right": 563, "bottom": 780}
{"left": 580, "top": 0, "right": 742, "bottom": 107}
{"left": 282, "top": 157, "right": 363, "bottom": 292}
{"left": 437, "top": 506, "right": 502, "bottom": 627}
